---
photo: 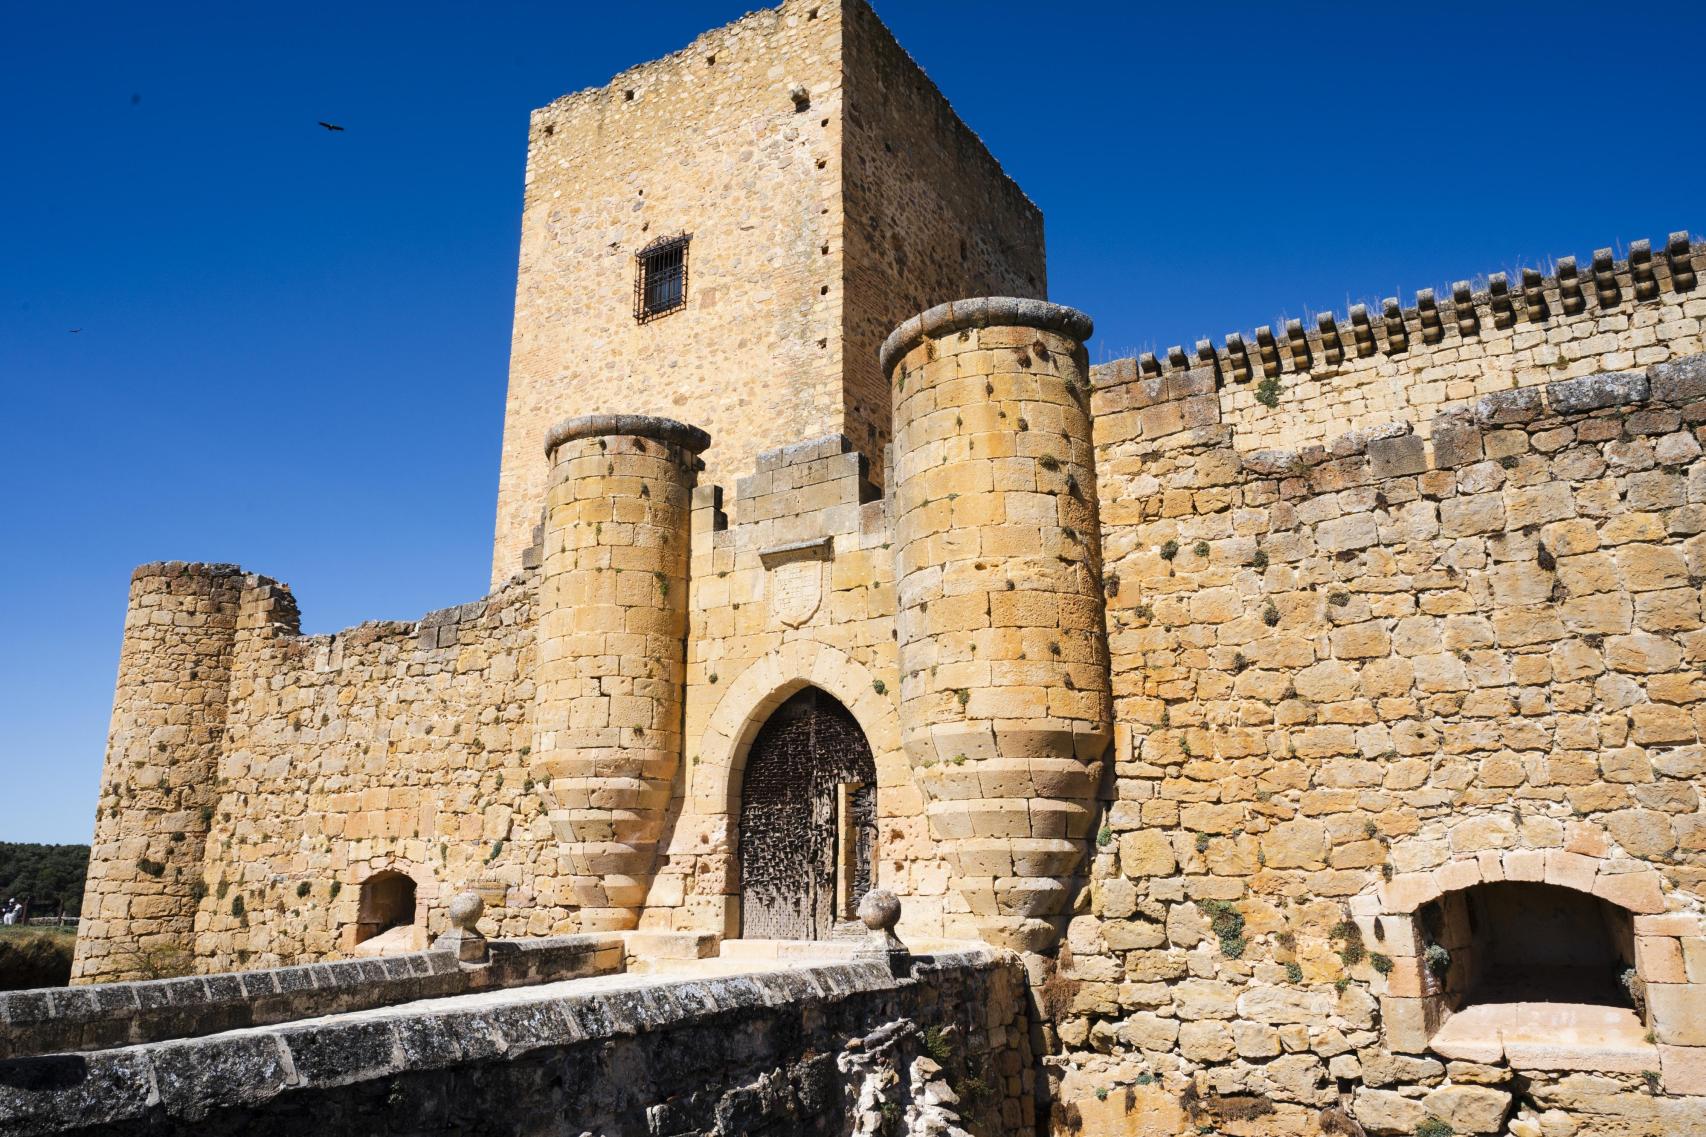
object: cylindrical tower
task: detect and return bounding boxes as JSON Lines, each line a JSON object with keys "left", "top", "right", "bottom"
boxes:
{"left": 71, "top": 562, "right": 245, "bottom": 983}
{"left": 531, "top": 414, "right": 708, "bottom": 931}
{"left": 883, "top": 298, "right": 1111, "bottom": 965}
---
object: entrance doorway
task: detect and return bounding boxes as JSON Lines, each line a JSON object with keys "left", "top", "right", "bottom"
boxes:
{"left": 738, "top": 687, "right": 878, "bottom": 939}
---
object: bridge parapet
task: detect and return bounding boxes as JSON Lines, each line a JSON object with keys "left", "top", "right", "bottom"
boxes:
{"left": 0, "top": 934, "right": 622, "bottom": 1061}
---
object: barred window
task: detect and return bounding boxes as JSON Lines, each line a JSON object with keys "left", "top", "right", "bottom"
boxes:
{"left": 635, "top": 234, "right": 689, "bottom": 321}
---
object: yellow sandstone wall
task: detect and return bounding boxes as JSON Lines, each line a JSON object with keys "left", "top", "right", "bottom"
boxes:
{"left": 72, "top": 564, "right": 244, "bottom": 983}
{"left": 186, "top": 577, "right": 557, "bottom": 972}
{"left": 493, "top": 0, "right": 844, "bottom": 585}
{"left": 1057, "top": 240, "right": 1706, "bottom": 1134}
{"left": 530, "top": 415, "right": 705, "bottom": 932}
{"left": 839, "top": 3, "right": 1047, "bottom": 476}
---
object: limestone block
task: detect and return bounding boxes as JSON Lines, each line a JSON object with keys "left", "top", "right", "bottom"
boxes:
{"left": 1660, "top": 1045, "right": 1706, "bottom": 1095}
{"left": 1353, "top": 1088, "right": 1427, "bottom": 1134}
{"left": 1172, "top": 978, "right": 1239, "bottom": 1020}
{"left": 1592, "top": 868, "right": 1666, "bottom": 914}
{"left": 1649, "top": 983, "right": 1706, "bottom": 1045}
{"left": 1422, "top": 1085, "right": 1513, "bottom": 1134}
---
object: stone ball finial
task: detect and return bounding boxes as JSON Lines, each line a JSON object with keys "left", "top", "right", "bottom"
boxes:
{"left": 858, "top": 888, "right": 901, "bottom": 933}
{"left": 447, "top": 890, "right": 484, "bottom": 932}
{"left": 857, "top": 889, "right": 910, "bottom": 979}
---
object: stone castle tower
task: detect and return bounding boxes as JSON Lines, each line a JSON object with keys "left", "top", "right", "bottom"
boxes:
{"left": 490, "top": 0, "right": 1045, "bottom": 583}
{"left": 72, "top": 1, "right": 1706, "bottom": 1132}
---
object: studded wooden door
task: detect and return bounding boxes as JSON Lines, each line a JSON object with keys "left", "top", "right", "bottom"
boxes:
{"left": 738, "top": 687, "right": 878, "bottom": 940}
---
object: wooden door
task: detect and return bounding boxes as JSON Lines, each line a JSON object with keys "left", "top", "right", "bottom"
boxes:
{"left": 738, "top": 687, "right": 877, "bottom": 939}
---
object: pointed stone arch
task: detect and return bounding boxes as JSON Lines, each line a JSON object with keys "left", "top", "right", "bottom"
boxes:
{"left": 690, "top": 640, "right": 911, "bottom": 822}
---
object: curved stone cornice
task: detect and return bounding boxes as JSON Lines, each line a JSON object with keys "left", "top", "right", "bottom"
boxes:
{"left": 543, "top": 413, "right": 711, "bottom": 457}
{"left": 879, "top": 297, "right": 1095, "bottom": 377}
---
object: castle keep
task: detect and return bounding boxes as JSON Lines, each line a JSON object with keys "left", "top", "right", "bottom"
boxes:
{"left": 64, "top": 2, "right": 1706, "bottom": 1134}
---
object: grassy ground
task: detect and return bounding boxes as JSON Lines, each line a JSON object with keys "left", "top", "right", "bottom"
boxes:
{"left": 0, "top": 925, "right": 76, "bottom": 989}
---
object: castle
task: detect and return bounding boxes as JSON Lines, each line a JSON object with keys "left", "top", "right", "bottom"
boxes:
{"left": 68, "top": 2, "right": 1706, "bottom": 1133}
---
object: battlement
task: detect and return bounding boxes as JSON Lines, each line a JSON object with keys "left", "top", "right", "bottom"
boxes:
{"left": 1093, "top": 230, "right": 1706, "bottom": 460}
{"left": 1102, "top": 232, "right": 1702, "bottom": 393}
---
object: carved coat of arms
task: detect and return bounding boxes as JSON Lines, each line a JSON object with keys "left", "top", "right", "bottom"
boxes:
{"left": 760, "top": 538, "right": 833, "bottom": 628}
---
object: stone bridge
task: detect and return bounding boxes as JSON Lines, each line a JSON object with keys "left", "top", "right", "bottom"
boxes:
{"left": 0, "top": 933, "right": 1030, "bottom": 1137}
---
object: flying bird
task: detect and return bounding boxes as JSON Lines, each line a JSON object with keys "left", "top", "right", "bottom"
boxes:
{"left": 317, "top": 121, "right": 345, "bottom": 132}
{"left": 68, "top": 329, "right": 81, "bottom": 334}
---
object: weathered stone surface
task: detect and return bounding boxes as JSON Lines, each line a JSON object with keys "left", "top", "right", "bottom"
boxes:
{"left": 62, "top": 13, "right": 1706, "bottom": 1137}
{"left": 1353, "top": 1087, "right": 1427, "bottom": 1134}
{"left": 1422, "top": 1084, "right": 1514, "bottom": 1133}
{"left": 1546, "top": 371, "right": 1650, "bottom": 414}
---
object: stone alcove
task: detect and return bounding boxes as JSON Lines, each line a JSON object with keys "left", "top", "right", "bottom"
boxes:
{"left": 353, "top": 870, "right": 417, "bottom": 946}
{"left": 1361, "top": 845, "right": 1704, "bottom": 1089}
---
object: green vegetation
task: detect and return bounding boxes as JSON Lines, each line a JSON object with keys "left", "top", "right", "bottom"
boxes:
{"left": 0, "top": 842, "right": 89, "bottom": 918}
{"left": 1200, "top": 899, "right": 1247, "bottom": 959}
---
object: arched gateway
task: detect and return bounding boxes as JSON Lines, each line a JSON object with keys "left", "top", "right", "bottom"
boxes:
{"left": 738, "top": 686, "right": 878, "bottom": 940}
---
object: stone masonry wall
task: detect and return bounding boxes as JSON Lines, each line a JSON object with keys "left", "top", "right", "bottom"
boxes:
{"left": 3, "top": 952, "right": 1035, "bottom": 1137}
{"left": 1061, "top": 245, "right": 1706, "bottom": 1136}
{"left": 73, "top": 564, "right": 245, "bottom": 984}
{"left": 1127, "top": 233, "right": 1706, "bottom": 459}
{"left": 186, "top": 575, "right": 562, "bottom": 973}
{"left": 651, "top": 434, "right": 939, "bottom": 940}
{"left": 491, "top": 0, "right": 1048, "bottom": 586}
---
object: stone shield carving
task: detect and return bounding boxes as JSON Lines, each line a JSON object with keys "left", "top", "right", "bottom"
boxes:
{"left": 760, "top": 537, "right": 833, "bottom": 629}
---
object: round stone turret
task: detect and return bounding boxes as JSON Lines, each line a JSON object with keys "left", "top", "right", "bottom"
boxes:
{"left": 886, "top": 299, "right": 1111, "bottom": 966}
{"left": 530, "top": 414, "right": 709, "bottom": 932}
{"left": 71, "top": 562, "right": 247, "bottom": 983}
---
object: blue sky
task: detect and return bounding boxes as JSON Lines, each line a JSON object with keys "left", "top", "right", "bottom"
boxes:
{"left": 3, "top": 2, "right": 1703, "bottom": 843}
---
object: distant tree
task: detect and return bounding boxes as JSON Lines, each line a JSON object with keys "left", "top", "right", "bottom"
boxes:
{"left": 0, "top": 843, "right": 89, "bottom": 919}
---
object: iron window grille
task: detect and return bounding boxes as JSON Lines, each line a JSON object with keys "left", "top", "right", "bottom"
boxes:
{"left": 635, "top": 233, "right": 690, "bottom": 322}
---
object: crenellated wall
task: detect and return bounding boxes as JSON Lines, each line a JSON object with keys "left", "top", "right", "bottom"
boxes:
{"left": 1104, "top": 234, "right": 1706, "bottom": 461}
{"left": 1059, "top": 238, "right": 1706, "bottom": 1133}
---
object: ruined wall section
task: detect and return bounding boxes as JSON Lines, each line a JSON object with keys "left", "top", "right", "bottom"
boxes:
{"left": 839, "top": 1, "right": 1047, "bottom": 477}
{"left": 1065, "top": 318, "right": 1706, "bottom": 1129}
{"left": 73, "top": 564, "right": 248, "bottom": 984}
{"left": 189, "top": 576, "right": 561, "bottom": 973}
{"left": 493, "top": 0, "right": 845, "bottom": 584}
{"left": 1104, "top": 234, "right": 1706, "bottom": 461}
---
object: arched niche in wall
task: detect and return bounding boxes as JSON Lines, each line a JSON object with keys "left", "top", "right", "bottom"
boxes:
{"left": 354, "top": 870, "right": 417, "bottom": 945}
{"left": 1363, "top": 848, "right": 1700, "bottom": 1085}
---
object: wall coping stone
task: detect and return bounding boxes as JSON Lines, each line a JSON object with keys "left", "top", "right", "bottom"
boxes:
{"left": 129, "top": 561, "right": 247, "bottom": 583}
{"left": 0, "top": 935, "right": 623, "bottom": 1060}
{"left": 879, "top": 296, "right": 1095, "bottom": 376}
{"left": 544, "top": 413, "right": 711, "bottom": 456}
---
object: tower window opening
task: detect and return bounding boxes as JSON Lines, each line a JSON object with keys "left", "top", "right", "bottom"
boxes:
{"left": 636, "top": 233, "right": 690, "bottom": 322}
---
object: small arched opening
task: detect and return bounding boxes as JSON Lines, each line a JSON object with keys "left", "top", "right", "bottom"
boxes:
{"left": 1431, "top": 881, "right": 1634, "bottom": 1008}
{"left": 737, "top": 686, "right": 878, "bottom": 940}
{"left": 354, "top": 871, "right": 417, "bottom": 945}
{"left": 1421, "top": 880, "right": 1650, "bottom": 1065}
